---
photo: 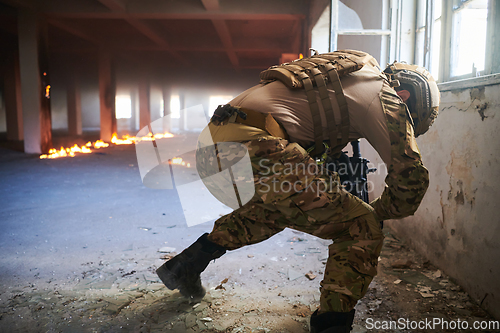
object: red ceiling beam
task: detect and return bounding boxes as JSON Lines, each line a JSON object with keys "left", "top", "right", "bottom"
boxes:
{"left": 44, "top": 12, "right": 304, "bottom": 20}
{"left": 200, "top": 0, "right": 239, "bottom": 70}
{"left": 0, "top": 0, "right": 36, "bottom": 10}
{"left": 211, "top": 19, "right": 239, "bottom": 70}
{"left": 96, "top": 0, "right": 126, "bottom": 12}
{"left": 95, "top": 0, "right": 188, "bottom": 65}
{"left": 48, "top": 19, "right": 101, "bottom": 45}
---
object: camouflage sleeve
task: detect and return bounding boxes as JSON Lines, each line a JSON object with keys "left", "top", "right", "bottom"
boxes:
{"left": 370, "top": 85, "right": 430, "bottom": 221}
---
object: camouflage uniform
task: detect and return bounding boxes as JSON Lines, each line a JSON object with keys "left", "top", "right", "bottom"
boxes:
{"left": 197, "top": 82, "right": 429, "bottom": 313}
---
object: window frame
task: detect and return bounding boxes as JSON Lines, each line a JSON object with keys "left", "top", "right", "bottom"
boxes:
{"left": 329, "top": 0, "right": 393, "bottom": 65}
{"left": 410, "top": 0, "right": 496, "bottom": 83}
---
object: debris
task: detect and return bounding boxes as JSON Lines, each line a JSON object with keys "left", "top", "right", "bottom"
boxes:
{"left": 138, "top": 227, "right": 151, "bottom": 231}
{"left": 288, "top": 237, "right": 306, "bottom": 243}
{"left": 194, "top": 302, "right": 208, "bottom": 313}
{"left": 243, "top": 310, "right": 258, "bottom": 316}
{"left": 387, "top": 243, "right": 403, "bottom": 250}
{"left": 393, "top": 279, "right": 402, "bottom": 285}
{"left": 247, "top": 255, "right": 254, "bottom": 258}
{"left": 305, "top": 272, "right": 316, "bottom": 280}
{"left": 419, "top": 286, "right": 432, "bottom": 293}
{"left": 215, "top": 278, "right": 229, "bottom": 290}
{"left": 121, "top": 270, "right": 136, "bottom": 277}
{"left": 185, "top": 313, "right": 197, "bottom": 329}
{"left": 391, "top": 259, "right": 412, "bottom": 269}
{"left": 160, "top": 253, "right": 176, "bottom": 260}
{"left": 419, "top": 292, "right": 435, "bottom": 298}
{"left": 399, "top": 271, "right": 442, "bottom": 290}
{"left": 367, "top": 300, "right": 383, "bottom": 312}
{"left": 432, "top": 270, "right": 442, "bottom": 279}
{"left": 201, "top": 317, "right": 212, "bottom": 322}
{"left": 158, "top": 247, "right": 176, "bottom": 253}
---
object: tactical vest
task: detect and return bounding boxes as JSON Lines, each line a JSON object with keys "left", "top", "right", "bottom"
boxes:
{"left": 260, "top": 49, "right": 378, "bottom": 157}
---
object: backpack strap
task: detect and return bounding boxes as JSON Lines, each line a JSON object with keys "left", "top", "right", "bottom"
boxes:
{"left": 326, "top": 66, "right": 350, "bottom": 146}
{"left": 299, "top": 70, "right": 324, "bottom": 157}
{"left": 259, "top": 50, "right": 373, "bottom": 154}
{"left": 308, "top": 63, "right": 340, "bottom": 151}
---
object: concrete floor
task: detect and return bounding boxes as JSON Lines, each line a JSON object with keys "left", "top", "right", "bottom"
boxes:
{"left": 0, "top": 134, "right": 496, "bottom": 332}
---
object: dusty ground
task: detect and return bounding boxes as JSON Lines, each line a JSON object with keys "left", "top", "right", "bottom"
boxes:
{"left": 0, "top": 135, "right": 498, "bottom": 332}
{"left": 0, "top": 228, "right": 497, "bottom": 333}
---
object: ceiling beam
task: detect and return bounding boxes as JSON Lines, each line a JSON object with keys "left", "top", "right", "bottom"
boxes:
{"left": 291, "top": 20, "right": 301, "bottom": 54}
{"left": 200, "top": 0, "right": 219, "bottom": 11}
{"left": 211, "top": 19, "right": 238, "bottom": 70}
{"left": 51, "top": 46, "right": 289, "bottom": 55}
{"left": 48, "top": 19, "right": 101, "bottom": 45}
{"left": 200, "top": 0, "right": 238, "bottom": 70}
{"left": 95, "top": 0, "right": 125, "bottom": 12}
{"left": 0, "top": 0, "right": 36, "bottom": 10}
{"left": 44, "top": 12, "right": 304, "bottom": 20}
{"left": 95, "top": 0, "right": 188, "bottom": 65}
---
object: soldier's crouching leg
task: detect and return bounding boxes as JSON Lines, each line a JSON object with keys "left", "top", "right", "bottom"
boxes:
{"left": 208, "top": 199, "right": 286, "bottom": 250}
{"left": 319, "top": 211, "right": 384, "bottom": 313}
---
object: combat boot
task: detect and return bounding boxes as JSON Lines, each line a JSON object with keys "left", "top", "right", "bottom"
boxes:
{"left": 156, "top": 233, "right": 226, "bottom": 301}
{"left": 310, "top": 309, "right": 356, "bottom": 333}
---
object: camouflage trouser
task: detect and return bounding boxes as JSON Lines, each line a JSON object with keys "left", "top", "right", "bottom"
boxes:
{"left": 197, "top": 84, "right": 428, "bottom": 313}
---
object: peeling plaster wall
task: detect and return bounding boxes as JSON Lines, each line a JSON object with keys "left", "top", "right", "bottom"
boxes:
{"left": 364, "top": 81, "right": 500, "bottom": 318}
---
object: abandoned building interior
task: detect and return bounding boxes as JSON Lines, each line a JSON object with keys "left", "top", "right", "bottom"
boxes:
{"left": 0, "top": 0, "right": 499, "bottom": 332}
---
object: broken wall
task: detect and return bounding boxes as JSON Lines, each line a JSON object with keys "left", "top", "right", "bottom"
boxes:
{"left": 363, "top": 78, "right": 500, "bottom": 319}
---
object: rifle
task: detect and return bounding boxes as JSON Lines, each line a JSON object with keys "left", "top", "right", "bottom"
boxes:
{"left": 325, "top": 140, "right": 376, "bottom": 204}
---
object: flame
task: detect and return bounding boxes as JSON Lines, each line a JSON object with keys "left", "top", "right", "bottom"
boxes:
{"left": 94, "top": 140, "right": 109, "bottom": 148}
{"left": 170, "top": 157, "right": 191, "bottom": 168}
{"left": 39, "top": 131, "right": 177, "bottom": 161}
{"left": 111, "top": 133, "right": 136, "bottom": 145}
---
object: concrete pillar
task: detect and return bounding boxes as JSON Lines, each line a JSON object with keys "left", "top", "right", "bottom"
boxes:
{"left": 130, "top": 88, "right": 138, "bottom": 132}
{"left": 3, "top": 53, "right": 23, "bottom": 141}
{"left": 161, "top": 86, "right": 171, "bottom": 133}
{"left": 138, "top": 72, "right": 150, "bottom": 130}
{"left": 98, "top": 50, "right": 116, "bottom": 141}
{"left": 179, "top": 92, "right": 186, "bottom": 131}
{"left": 17, "top": 9, "right": 52, "bottom": 153}
{"left": 67, "top": 72, "right": 82, "bottom": 136}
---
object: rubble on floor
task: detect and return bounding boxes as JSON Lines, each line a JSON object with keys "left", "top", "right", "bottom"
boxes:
{"left": 0, "top": 229, "right": 496, "bottom": 332}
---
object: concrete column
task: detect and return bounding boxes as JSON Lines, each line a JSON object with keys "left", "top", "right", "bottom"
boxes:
{"left": 67, "top": 72, "right": 82, "bottom": 136}
{"left": 161, "top": 86, "right": 171, "bottom": 133}
{"left": 138, "top": 72, "right": 150, "bottom": 130}
{"left": 17, "top": 9, "right": 52, "bottom": 153}
{"left": 179, "top": 92, "right": 186, "bottom": 131}
{"left": 130, "top": 88, "right": 138, "bottom": 132}
{"left": 98, "top": 50, "right": 116, "bottom": 141}
{"left": 3, "top": 53, "right": 23, "bottom": 141}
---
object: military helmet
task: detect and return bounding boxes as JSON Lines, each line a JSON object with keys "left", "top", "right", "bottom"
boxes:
{"left": 384, "top": 62, "right": 440, "bottom": 137}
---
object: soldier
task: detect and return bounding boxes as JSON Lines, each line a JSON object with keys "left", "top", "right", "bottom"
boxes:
{"left": 156, "top": 50, "right": 440, "bottom": 333}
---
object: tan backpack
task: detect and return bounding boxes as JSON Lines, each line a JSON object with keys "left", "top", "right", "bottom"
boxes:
{"left": 260, "top": 49, "right": 378, "bottom": 156}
